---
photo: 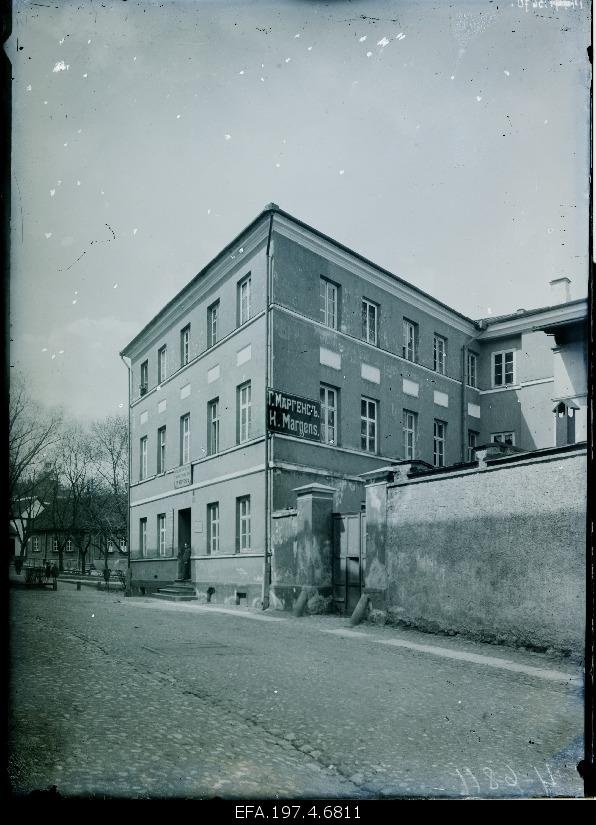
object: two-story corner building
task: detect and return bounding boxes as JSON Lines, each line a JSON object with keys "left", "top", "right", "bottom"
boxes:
{"left": 120, "top": 203, "right": 588, "bottom": 604}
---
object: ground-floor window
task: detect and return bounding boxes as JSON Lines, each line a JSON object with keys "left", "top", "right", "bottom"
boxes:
{"left": 32, "top": 536, "right": 40, "bottom": 553}
{"left": 139, "top": 518, "right": 147, "bottom": 557}
{"left": 433, "top": 420, "right": 446, "bottom": 467}
{"left": 207, "top": 502, "right": 219, "bottom": 555}
{"left": 491, "top": 432, "right": 515, "bottom": 446}
{"left": 467, "top": 430, "right": 478, "bottom": 462}
{"left": 158, "top": 514, "right": 167, "bottom": 556}
{"left": 236, "top": 496, "right": 251, "bottom": 552}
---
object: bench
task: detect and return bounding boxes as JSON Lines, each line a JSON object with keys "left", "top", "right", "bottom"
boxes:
{"left": 23, "top": 564, "right": 58, "bottom": 590}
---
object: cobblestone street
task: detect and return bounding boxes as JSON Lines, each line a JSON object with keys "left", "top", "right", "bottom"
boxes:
{"left": 9, "top": 584, "right": 584, "bottom": 799}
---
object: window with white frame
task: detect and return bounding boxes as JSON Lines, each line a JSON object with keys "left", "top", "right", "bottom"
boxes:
{"left": 236, "top": 496, "right": 251, "bottom": 552}
{"left": 158, "top": 345, "right": 167, "bottom": 384}
{"left": 403, "top": 410, "right": 418, "bottom": 460}
{"left": 238, "top": 275, "right": 251, "bottom": 325}
{"left": 362, "top": 298, "right": 378, "bottom": 345}
{"left": 467, "top": 351, "right": 478, "bottom": 388}
{"left": 207, "top": 502, "right": 219, "bottom": 555}
{"left": 403, "top": 319, "right": 418, "bottom": 362}
{"left": 433, "top": 334, "right": 447, "bottom": 375}
{"left": 157, "top": 514, "right": 167, "bottom": 556}
{"left": 180, "top": 414, "right": 190, "bottom": 464}
{"left": 207, "top": 300, "right": 219, "bottom": 348}
{"left": 467, "top": 430, "right": 478, "bottom": 462}
{"left": 360, "top": 397, "right": 378, "bottom": 453}
{"left": 66, "top": 539, "right": 73, "bottom": 553}
{"left": 180, "top": 325, "right": 190, "bottom": 367}
{"left": 32, "top": 536, "right": 40, "bottom": 553}
{"left": 52, "top": 536, "right": 58, "bottom": 553}
{"left": 208, "top": 398, "right": 220, "bottom": 455}
{"left": 237, "top": 382, "right": 252, "bottom": 443}
{"left": 433, "top": 420, "right": 446, "bottom": 467}
{"left": 119, "top": 537, "right": 127, "bottom": 554}
{"left": 140, "top": 436, "right": 148, "bottom": 480}
{"left": 157, "top": 426, "right": 166, "bottom": 474}
{"left": 320, "top": 385, "right": 338, "bottom": 445}
{"left": 492, "top": 350, "right": 515, "bottom": 387}
{"left": 320, "top": 277, "right": 338, "bottom": 329}
{"left": 491, "top": 432, "right": 515, "bottom": 446}
{"left": 140, "top": 360, "right": 148, "bottom": 395}
{"left": 139, "top": 518, "right": 147, "bottom": 557}
{"left": 107, "top": 540, "right": 114, "bottom": 554}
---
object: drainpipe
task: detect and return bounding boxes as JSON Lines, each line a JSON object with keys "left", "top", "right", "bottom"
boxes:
{"left": 262, "top": 211, "right": 275, "bottom": 610}
{"left": 120, "top": 354, "right": 132, "bottom": 594}
{"left": 461, "top": 331, "right": 481, "bottom": 461}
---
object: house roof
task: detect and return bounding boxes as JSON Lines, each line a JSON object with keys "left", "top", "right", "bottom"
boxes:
{"left": 120, "top": 203, "right": 588, "bottom": 356}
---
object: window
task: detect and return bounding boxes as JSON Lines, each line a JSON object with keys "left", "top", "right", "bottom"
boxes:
{"left": 140, "top": 436, "right": 148, "bottom": 480}
{"left": 238, "top": 275, "right": 251, "bottom": 325}
{"left": 32, "top": 536, "right": 40, "bottom": 553}
{"left": 180, "top": 414, "right": 190, "bottom": 464}
{"left": 207, "top": 502, "right": 219, "bottom": 555}
{"left": 360, "top": 397, "right": 378, "bottom": 453}
{"left": 66, "top": 539, "right": 73, "bottom": 553}
{"left": 107, "top": 541, "right": 114, "bottom": 554}
{"left": 157, "top": 514, "right": 166, "bottom": 557}
{"left": 52, "top": 536, "right": 58, "bottom": 553}
{"left": 433, "top": 334, "right": 447, "bottom": 375}
{"left": 320, "top": 277, "right": 338, "bottom": 329}
{"left": 236, "top": 496, "right": 251, "bottom": 552}
{"left": 158, "top": 345, "right": 167, "bottom": 384}
{"left": 492, "top": 350, "right": 515, "bottom": 387}
{"left": 180, "top": 325, "right": 190, "bottom": 367}
{"left": 119, "top": 538, "right": 127, "bottom": 553}
{"left": 362, "top": 299, "right": 378, "bottom": 345}
{"left": 320, "top": 385, "right": 338, "bottom": 445}
{"left": 491, "top": 432, "right": 515, "bottom": 446}
{"left": 467, "top": 351, "right": 478, "bottom": 388}
{"left": 403, "top": 410, "right": 418, "bottom": 460}
{"left": 140, "top": 360, "right": 148, "bottom": 395}
{"left": 139, "top": 518, "right": 147, "bottom": 557}
{"left": 208, "top": 300, "right": 219, "bottom": 348}
{"left": 433, "top": 420, "right": 446, "bottom": 467}
{"left": 208, "top": 398, "right": 220, "bottom": 455}
{"left": 157, "top": 426, "right": 166, "bottom": 474}
{"left": 237, "top": 382, "right": 252, "bottom": 443}
{"left": 403, "top": 319, "right": 418, "bottom": 362}
{"left": 467, "top": 430, "right": 478, "bottom": 462}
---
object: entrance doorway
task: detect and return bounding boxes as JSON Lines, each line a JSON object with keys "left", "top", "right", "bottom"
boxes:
{"left": 332, "top": 511, "right": 366, "bottom": 615}
{"left": 177, "top": 508, "right": 192, "bottom": 580}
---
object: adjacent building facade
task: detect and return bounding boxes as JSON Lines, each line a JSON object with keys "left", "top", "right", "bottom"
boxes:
{"left": 120, "top": 204, "right": 588, "bottom": 603}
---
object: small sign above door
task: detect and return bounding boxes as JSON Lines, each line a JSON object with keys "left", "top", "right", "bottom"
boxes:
{"left": 174, "top": 464, "right": 192, "bottom": 489}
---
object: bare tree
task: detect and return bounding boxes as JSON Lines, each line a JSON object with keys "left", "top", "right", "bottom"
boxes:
{"left": 48, "top": 422, "right": 94, "bottom": 573}
{"left": 88, "top": 416, "right": 128, "bottom": 572}
{"left": 9, "top": 373, "right": 62, "bottom": 558}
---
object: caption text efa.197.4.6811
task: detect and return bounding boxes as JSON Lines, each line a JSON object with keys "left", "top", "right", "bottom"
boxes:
{"left": 235, "top": 806, "right": 361, "bottom": 820}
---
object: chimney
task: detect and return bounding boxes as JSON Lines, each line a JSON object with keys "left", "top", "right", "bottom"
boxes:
{"left": 549, "top": 277, "right": 572, "bottom": 305}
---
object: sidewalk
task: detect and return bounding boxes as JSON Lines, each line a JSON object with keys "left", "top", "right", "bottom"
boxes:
{"left": 120, "top": 593, "right": 583, "bottom": 690}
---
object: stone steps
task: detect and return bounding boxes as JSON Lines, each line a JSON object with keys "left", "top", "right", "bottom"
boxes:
{"left": 150, "top": 583, "right": 198, "bottom": 602}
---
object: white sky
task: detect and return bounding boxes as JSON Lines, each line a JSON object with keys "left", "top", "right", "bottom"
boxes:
{"left": 8, "top": 0, "right": 591, "bottom": 421}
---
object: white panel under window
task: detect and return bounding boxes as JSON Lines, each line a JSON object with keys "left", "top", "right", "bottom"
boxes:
{"left": 320, "top": 347, "right": 341, "bottom": 370}
{"left": 468, "top": 402, "right": 481, "bottom": 419}
{"left": 207, "top": 364, "right": 220, "bottom": 384}
{"left": 237, "top": 344, "right": 252, "bottom": 366}
{"left": 403, "top": 379, "right": 419, "bottom": 398}
{"left": 140, "top": 411, "right": 148, "bottom": 425}
{"left": 434, "top": 390, "right": 448, "bottom": 408}
{"left": 180, "top": 383, "right": 191, "bottom": 399}
{"left": 158, "top": 399, "right": 167, "bottom": 414}
{"left": 361, "top": 363, "right": 380, "bottom": 384}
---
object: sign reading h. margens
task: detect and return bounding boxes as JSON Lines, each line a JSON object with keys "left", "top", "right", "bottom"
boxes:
{"left": 267, "top": 388, "right": 321, "bottom": 441}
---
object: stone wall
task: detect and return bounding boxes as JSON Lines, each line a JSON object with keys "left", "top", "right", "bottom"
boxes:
{"left": 364, "top": 445, "right": 586, "bottom": 656}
